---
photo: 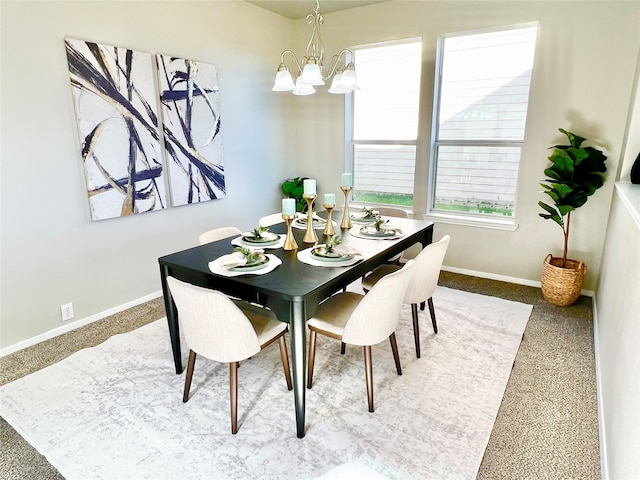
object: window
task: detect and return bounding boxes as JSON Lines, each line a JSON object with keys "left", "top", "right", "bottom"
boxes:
{"left": 430, "top": 25, "right": 538, "bottom": 224}
{"left": 349, "top": 40, "right": 422, "bottom": 208}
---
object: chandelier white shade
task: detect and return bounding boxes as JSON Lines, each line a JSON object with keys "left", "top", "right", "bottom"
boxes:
{"left": 272, "top": 66, "right": 296, "bottom": 91}
{"left": 272, "top": 0, "right": 359, "bottom": 95}
{"left": 292, "top": 77, "right": 316, "bottom": 96}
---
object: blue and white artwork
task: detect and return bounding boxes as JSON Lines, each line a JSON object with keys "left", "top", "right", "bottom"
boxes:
{"left": 65, "top": 38, "right": 166, "bottom": 221}
{"left": 156, "top": 54, "right": 225, "bottom": 206}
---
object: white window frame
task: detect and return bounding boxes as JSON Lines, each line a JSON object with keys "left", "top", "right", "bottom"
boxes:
{"left": 425, "top": 23, "right": 538, "bottom": 231}
{"left": 346, "top": 37, "right": 423, "bottom": 213}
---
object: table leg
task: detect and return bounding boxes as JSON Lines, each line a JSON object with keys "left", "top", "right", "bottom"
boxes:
{"left": 160, "top": 264, "right": 182, "bottom": 374}
{"left": 289, "top": 300, "right": 307, "bottom": 438}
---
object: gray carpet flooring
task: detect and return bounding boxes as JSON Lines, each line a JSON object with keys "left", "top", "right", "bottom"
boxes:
{"left": 0, "top": 272, "right": 600, "bottom": 479}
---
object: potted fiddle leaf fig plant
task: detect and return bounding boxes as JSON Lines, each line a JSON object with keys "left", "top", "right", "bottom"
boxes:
{"left": 538, "top": 128, "right": 607, "bottom": 306}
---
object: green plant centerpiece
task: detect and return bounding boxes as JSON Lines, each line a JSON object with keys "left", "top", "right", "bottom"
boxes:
{"left": 281, "top": 177, "right": 310, "bottom": 213}
{"left": 373, "top": 214, "right": 389, "bottom": 232}
{"left": 324, "top": 235, "right": 342, "bottom": 254}
{"left": 252, "top": 225, "right": 269, "bottom": 239}
{"left": 233, "top": 245, "right": 263, "bottom": 264}
{"left": 538, "top": 128, "right": 607, "bottom": 305}
{"left": 361, "top": 206, "right": 376, "bottom": 218}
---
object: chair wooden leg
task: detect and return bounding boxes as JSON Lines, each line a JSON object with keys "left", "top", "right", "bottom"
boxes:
{"left": 278, "top": 335, "right": 293, "bottom": 390}
{"left": 230, "top": 362, "right": 239, "bottom": 434}
{"left": 340, "top": 342, "right": 346, "bottom": 354}
{"left": 420, "top": 300, "right": 426, "bottom": 311}
{"left": 364, "top": 345, "right": 374, "bottom": 412}
{"left": 427, "top": 297, "right": 438, "bottom": 334}
{"left": 411, "top": 303, "right": 421, "bottom": 358}
{"left": 307, "top": 330, "right": 317, "bottom": 389}
{"left": 183, "top": 350, "right": 197, "bottom": 403}
{"left": 389, "top": 332, "right": 402, "bottom": 375}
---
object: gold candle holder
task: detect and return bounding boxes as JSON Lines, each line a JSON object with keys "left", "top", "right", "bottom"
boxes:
{"left": 323, "top": 203, "right": 336, "bottom": 236}
{"left": 340, "top": 186, "right": 353, "bottom": 229}
{"left": 281, "top": 214, "right": 298, "bottom": 251}
{"left": 302, "top": 194, "right": 318, "bottom": 244}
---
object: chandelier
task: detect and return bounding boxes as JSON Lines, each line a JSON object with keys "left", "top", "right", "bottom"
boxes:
{"left": 272, "top": 0, "right": 359, "bottom": 96}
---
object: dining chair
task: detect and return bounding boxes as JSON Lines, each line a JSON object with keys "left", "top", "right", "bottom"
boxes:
{"left": 374, "top": 207, "right": 409, "bottom": 264}
{"left": 306, "top": 260, "right": 415, "bottom": 412}
{"left": 362, "top": 235, "right": 450, "bottom": 358}
{"left": 374, "top": 206, "right": 409, "bottom": 218}
{"left": 258, "top": 213, "right": 285, "bottom": 227}
{"left": 198, "top": 226, "right": 242, "bottom": 245}
{"left": 166, "top": 276, "right": 293, "bottom": 434}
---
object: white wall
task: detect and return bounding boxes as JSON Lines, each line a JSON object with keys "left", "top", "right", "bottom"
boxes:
{"left": 595, "top": 46, "right": 640, "bottom": 480}
{"left": 0, "top": 1, "right": 297, "bottom": 348}
{"left": 595, "top": 185, "right": 640, "bottom": 479}
{"left": 294, "top": 0, "right": 640, "bottom": 291}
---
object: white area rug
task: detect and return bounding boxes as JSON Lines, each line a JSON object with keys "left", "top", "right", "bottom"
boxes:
{"left": 0, "top": 287, "right": 532, "bottom": 479}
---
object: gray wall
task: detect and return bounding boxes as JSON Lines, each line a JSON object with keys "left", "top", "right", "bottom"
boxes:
{"left": 0, "top": 1, "right": 297, "bottom": 347}
{"left": 294, "top": 0, "right": 640, "bottom": 292}
{"left": 1, "top": 2, "right": 640, "bottom": 477}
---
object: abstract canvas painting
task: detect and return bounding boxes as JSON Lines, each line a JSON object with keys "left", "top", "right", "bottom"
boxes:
{"left": 156, "top": 54, "right": 225, "bottom": 206}
{"left": 65, "top": 38, "right": 167, "bottom": 221}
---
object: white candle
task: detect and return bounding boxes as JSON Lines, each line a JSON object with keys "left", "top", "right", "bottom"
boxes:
{"left": 341, "top": 173, "right": 352, "bottom": 188}
{"left": 303, "top": 179, "right": 316, "bottom": 195}
{"left": 282, "top": 198, "right": 295, "bottom": 216}
{"left": 324, "top": 193, "right": 336, "bottom": 205}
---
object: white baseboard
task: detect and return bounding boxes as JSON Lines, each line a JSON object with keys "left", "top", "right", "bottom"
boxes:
{"left": 441, "top": 265, "right": 595, "bottom": 297}
{"left": 592, "top": 294, "right": 609, "bottom": 480}
{"left": 0, "top": 290, "right": 164, "bottom": 358}
{"left": 442, "top": 265, "right": 541, "bottom": 288}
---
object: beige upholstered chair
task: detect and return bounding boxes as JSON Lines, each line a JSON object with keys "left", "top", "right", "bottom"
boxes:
{"left": 362, "top": 235, "right": 450, "bottom": 358}
{"left": 307, "top": 260, "right": 415, "bottom": 412}
{"left": 258, "top": 213, "right": 285, "bottom": 227}
{"left": 166, "top": 277, "right": 293, "bottom": 434}
{"left": 373, "top": 207, "right": 409, "bottom": 264}
{"left": 198, "top": 226, "right": 242, "bottom": 245}
{"left": 374, "top": 206, "right": 409, "bottom": 218}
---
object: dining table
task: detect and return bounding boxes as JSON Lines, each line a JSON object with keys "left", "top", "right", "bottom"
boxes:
{"left": 158, "top": 212, "right": 434, "bottom": 438}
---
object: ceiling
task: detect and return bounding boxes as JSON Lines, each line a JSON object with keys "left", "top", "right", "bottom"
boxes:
{"left": 245, "top": 0, "right": 388, "bottom": 20}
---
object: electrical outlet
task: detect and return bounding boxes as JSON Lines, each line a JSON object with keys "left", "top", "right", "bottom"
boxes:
{"left": 61, "top": 303, "right": 74, "bottom": 321}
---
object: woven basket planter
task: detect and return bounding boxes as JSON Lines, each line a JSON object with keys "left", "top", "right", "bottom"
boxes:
{"left": 541, "top": 254, "right": 586, "bottom": 306}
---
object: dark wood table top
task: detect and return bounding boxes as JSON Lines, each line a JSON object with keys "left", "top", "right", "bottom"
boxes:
{"left": 159, "top": 216, "right": 434, "bottom": 317}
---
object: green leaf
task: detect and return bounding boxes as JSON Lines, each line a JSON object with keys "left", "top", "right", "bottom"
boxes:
{"left": 559, "top": 128, "right": 586, "bottom": 148}
{"left": 538, "top": 201, "right": 557, "bottom": 215}
{"left": 543, "top": 168, "right": 561, "bottom": 181}
{"left": 551, "top": 182, "right": 573, "bottom": 199}
{"left": 548, "top": 150, "right": 574, "bottom": 179}
{"left": 281, "top": 181, "right": 295, "bottom": 196}
{"left": 543, "top": 189, "right": 560, "bottom": 204}
{"left": 538, "top": 201, "right": 564, "bottom": 227}
{"left": 567, "top": 147, "right": 589, "bottom": 166}
{"left": 557, "top": 204, "right": 574, "bottom": 216}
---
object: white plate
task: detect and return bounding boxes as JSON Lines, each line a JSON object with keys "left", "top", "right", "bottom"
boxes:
{"left": 359, "top": 227, "right": 397, "bottom": 238}
{"left": 242, "top": 232, "right": 280, "bottom": 245}
{"left": 351, "top": 215, "right": 376, "bottom": 224}
{"left": 230, "top": 254, "right": 270, "bottom": 272}
{"left": 311, "top": 246, "right": 354, "bottom": 262}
